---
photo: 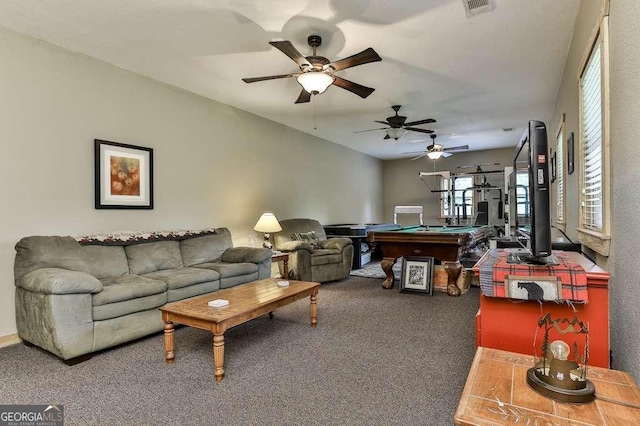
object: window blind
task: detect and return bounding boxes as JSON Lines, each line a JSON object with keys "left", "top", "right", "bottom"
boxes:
{"left": 580, "top": 44, "right": 602, "bottom": 230}
{"left": 556, "top": 128, "right": 564, "bottom": 222}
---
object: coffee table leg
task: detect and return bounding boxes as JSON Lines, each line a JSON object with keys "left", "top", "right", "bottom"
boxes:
{"left": 310, "top": 291, "right": 318, "bottom": 328}
{"left": 213, "top": 333, "right": 225, "bottom": 381}
{"left": 164, "top": 321, "right": 175, "bottom": 364}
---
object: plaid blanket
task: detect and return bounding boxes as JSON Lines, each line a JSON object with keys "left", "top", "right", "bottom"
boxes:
{"left": 478, "top": 249, "right": 588, "bottom": 302}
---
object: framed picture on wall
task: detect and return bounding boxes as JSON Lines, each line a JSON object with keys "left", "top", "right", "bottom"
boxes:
{"left": 94, "top": 139, "right": 154, "bottom": 209}
{"left": 399, "top": 256, "right": 434, "bottom": 295}
{"left": 567, "top": 132, "right": 575, "bottom": 175}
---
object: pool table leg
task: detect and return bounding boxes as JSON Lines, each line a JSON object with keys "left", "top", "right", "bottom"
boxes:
{"left": 445, "top": 262, "right": 463, "bottom": 297}
{"left": 381, "top": 258, "right": 397, "bottom": 289}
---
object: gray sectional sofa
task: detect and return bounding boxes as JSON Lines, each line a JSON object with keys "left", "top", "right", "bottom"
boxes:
{"left": 13, "top": 228, "right": 272, "bottom": 364}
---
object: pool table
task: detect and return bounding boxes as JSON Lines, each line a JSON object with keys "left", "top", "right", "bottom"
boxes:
{"left": 367, "top": 225, "right": 493, "bottom": 289}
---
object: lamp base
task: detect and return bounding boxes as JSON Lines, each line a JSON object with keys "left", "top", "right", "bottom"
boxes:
{"left": 262, "top": 233, "right": 273, "bottom": 250}
{"left": 526, "top": 367, "right": 595, "bottom": 403}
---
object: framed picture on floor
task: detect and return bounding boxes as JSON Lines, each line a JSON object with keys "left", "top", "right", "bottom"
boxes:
{"left": 94, "top": 139, "right": 154, "bottom": 209}
{"left": 399, "top": 256, "right": 434, "bottom": 295}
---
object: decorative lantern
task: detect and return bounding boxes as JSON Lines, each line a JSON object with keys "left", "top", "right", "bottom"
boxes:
{"left": 526, "top": 313, "right": 596, "bottom": 403}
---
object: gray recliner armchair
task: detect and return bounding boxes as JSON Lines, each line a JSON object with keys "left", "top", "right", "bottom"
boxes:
{"left": 273, "top": 218, "right": 353, "bottom": 283}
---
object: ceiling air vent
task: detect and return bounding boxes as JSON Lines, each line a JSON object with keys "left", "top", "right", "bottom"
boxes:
{"left": 462, "top": 0, "right": 495, "bottom": 17}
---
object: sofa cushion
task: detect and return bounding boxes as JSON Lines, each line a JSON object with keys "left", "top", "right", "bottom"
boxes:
{"left": 143, "top": 267, "right": 220, "bottom": 290}
{"left": 167, "top": 281, "right": 220, "bottom": 302}
{"left": 125, "top": 241, "right": 183, "bottom": 275}
{"left": 195, "top": 262, "right": 258, "bottom": 278}
{"left": 180, "top": 229, "right": 232, "bottom": 266}
{"left": 14, "top": 236, "right": 129, "bottom": 281}
{"left": 93, "top": 275, "right": 167, "bottom": 306}
{"left": 311, "top": 249, "right": 343, "bottom": 266}
{"left": 93, "top": 292, "right": 167, "bottom": 321}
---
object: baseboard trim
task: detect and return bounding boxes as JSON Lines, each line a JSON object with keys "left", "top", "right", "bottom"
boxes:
{"left": 0, "top": 334, "right": 22, "bottom": 348}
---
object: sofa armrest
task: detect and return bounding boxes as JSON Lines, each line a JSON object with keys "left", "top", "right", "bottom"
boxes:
{"left": 17, "top": 268, "right": 102, "bottom": 294}
{"left": 319, "top": 237, "right": 352, "bottom": 251}
{"left": 222, "top": 247, "right": 272, "bottom": 264}
{"left": 277, "top": 241, "right": 314, "bottom": 253}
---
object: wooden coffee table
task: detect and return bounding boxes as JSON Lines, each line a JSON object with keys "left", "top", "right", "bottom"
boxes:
{"left": 455, "top": 347, "right": 640, "bottom": 425}
{"left": 160, "top": 278, "right": 319, "bottom": 381}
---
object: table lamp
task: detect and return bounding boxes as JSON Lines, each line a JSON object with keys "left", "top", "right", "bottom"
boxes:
{"left": 253, "top": 212, "right": 282, "bottom": 250}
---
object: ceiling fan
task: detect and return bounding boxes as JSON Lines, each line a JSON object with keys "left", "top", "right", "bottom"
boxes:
{"left": 405, "top": 134, "right": 469, "bottom": 160}
{"left": 242, "top": 35, "right": 381, "bottom": 104}
{"left": 355, "top": 105, "right": 436, "bottom": 140}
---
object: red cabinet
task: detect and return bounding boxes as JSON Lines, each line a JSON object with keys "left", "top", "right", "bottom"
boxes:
{"left": 473, "top": 250, "right": 610, "bottom": 368}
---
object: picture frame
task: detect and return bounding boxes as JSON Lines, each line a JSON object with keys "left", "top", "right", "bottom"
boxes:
{"left": 567, "top": 132, "right": 575, "bottom": 175}
{"left": 399, "top": 256, "right": 434, "bottom": 295}
{"left": 94, "top": 139, "right": 154, "bottom": 209}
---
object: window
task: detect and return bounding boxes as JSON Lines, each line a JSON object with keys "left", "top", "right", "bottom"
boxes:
{"left": 515, "top": 172, "right": 529, "bottom": 220}
{"left": 581, "top": 44, "right": 602, "bottom": 230}
{"left": 556, "top": 118, "right": 565, "bottom": 224}
{"left": 440, "top": 176, "right": 475, "bottom": 219}
{"left": 577, "top": 13, "right": 610, "bottom": 255}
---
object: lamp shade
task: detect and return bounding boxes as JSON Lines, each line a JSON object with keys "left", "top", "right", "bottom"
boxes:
{"left": 427, "top": 151, "right": 443, "bottom": 160}
{"left": 296, "top": 71, "right": 334, "bottom": 94}
{"left": 386, "top": 128, "right": 407, "bottom": 140}
{"left": 253, "top": 212, "right": 282, "bottom": 233}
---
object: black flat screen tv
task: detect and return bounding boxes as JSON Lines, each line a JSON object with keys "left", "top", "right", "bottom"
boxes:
{"left": 510, "top": 120, "right": 555, "bottom": 263}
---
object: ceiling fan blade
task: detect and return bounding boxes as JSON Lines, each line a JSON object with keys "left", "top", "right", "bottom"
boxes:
{"left": 404, "top": 118, "right": 436, "bottom": 126}
{"left": 404, "top": 126, "right": 434, "bottom": 134}
{"left": 294, "top": 89, "right": 312, "bottom": 104}
{"left": 443, "top": 145, "right": 470, "bottom": 151}
{"left": 442, "top": 152, "right": 453, "bottom": 158}
{"left": 374, "top": 120, "right": 392, "bottom": 126}
{"left": 326, "top": 48, "right": 382, "bottom": 72}
{"left": 411, "top": 153, "right": 428, "bottom": 161}
{"left": 242, "top": 73, "right": 297, "bottom": 83}
{"left": 332, "top": 76, "right": 375, "bottom": 98}
{"left": 269, "top": 41, "right": 311, "bottom": 68}
{"left": 354, "top": 127, "right": 389, "bottom": 133}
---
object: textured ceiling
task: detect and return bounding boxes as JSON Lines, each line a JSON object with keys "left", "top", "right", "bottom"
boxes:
{"left": 0, "top": 0, "right": 580, "bottom": 159}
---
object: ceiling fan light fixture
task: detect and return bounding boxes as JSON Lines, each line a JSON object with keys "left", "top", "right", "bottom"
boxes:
{"left": 296, "top": 71, "right": 334, "bottom": 94}
{"left": 427, "top": 151, "right": 443, "bottom": 160}
{"left": 386, "top": 128, "right": 407, "bottom": 140}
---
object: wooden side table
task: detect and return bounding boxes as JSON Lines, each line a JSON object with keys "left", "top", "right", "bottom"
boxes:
{"left": 271, "top": 252, "right": 289, "bottom": 279}
{"left": 455, "top": 347, "right": 640, "bottom": 425}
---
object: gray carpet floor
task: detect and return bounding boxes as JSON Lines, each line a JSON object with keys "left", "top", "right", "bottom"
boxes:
{"left": 0, "top": 276, "right": 480, "bottom": 426}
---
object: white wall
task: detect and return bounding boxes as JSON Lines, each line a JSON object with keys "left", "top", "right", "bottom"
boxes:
{"left": 0, "top": 27, "right": 383, "bottom": 337}
{"left": 550, "top": 0, "right": 640, "bottom": 380}
{"left": 609, "top": 0, "right": 640, "bottom": 380}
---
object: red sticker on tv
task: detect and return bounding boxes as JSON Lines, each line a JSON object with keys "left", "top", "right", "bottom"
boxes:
{"left": 537, "top": 154, "right": 546, "bottom": 164}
